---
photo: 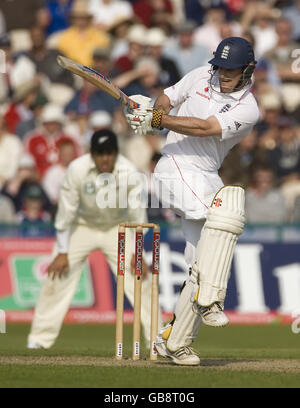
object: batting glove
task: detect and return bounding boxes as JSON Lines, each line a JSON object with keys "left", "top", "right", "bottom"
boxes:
{"left": 126, "top": 111, "right": 153, "bottom": 135}
{"left": 128, "top": 94, "right": 153, "bottom": 114}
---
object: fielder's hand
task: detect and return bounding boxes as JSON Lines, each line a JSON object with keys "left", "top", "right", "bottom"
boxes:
{"left": 48, "top": 253, "right": 69, "bottom": 280}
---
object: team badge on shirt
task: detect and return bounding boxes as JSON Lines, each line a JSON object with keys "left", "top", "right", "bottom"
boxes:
{"left": 84, "top": 181, "right": 96, "bottom": 194}
{"left": 234, "top": 121, "right": 242, "bottom": 130}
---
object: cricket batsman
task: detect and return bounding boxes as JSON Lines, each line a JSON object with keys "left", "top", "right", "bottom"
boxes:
{"left": 126, "top": 37, "right": 260, "bottom": 365}
{"left": 27, "top": 129, "right": 161, "bottom": 349}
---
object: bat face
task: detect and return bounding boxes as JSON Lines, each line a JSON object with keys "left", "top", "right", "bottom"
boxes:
{"left": 57, "top": 55, "right": 140, "bottom": 110}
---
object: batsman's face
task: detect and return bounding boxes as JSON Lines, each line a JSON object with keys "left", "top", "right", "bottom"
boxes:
{"left": 218, "top": 67, "right": 243, "bottom": 93}
{"left": 92, "top": 151, "right": 117, "bottom": 173}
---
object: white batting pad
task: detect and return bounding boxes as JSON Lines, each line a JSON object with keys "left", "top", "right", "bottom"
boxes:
{"left": 194, "top": 185, "right": 245, "bottom": 306}
{"left": 166, "top": 273, "right": 202, "bottom": 352}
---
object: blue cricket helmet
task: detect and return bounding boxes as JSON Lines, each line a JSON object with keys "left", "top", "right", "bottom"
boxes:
{"left": 208, "top": 37, "right": 256, "bottom": 69}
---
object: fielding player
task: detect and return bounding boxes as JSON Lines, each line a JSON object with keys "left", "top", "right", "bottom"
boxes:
{"left": 27, "top": 129, "right": 161, "bottom": 349}
{"left": 126, "top": 37, "right": 260, "bottom": 365}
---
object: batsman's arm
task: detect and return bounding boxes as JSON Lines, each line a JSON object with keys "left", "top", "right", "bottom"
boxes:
{"left": 160, "top": 115, "right": 222, "bottom": 137}
{"left": 153, "top": 93, "right": 173, "bottom": 115}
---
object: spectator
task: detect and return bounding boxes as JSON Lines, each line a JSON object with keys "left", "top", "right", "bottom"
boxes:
{"left": 252, "top": 58, "right": 281, "bottom": 96}
{"left": 163, "top": 20, "right": 211, "bottom": 77}
{"left": 1, "top": 154, "right": 52, "bottom": 213}
{"left": 57, "top": 0, "right": 110, "bottom": 66}
{"left": 280, "top": 174, "right": 300, "bottom": 222}
{"left": 193, "top": 7, "right": 228, "bottom": 53}
{"left": 245, "top": 164, "right": 287, "bottom": 223}
{"left": 240, "top": 1, "right": 280, "bottom": 58}
{"left": 91, "top": 46, "right": 117, "bottom": 78}
{"left": 146, "top": 28, "right": 181, "bottom": 86}
{"left": 0, "top": 194, "right": 16, "bottom": 223}
{"left": 0, "top": 10, "right": 5, "bottom": 35}
{"left": 64, "top": 78, "right": 120, "bottom": 117}
{"left": 255, "top": 91, "right": 282, "bottom": 150}
{"left": 24, "top": 104, "right": 79, "bottom": 177}
{"left": 114, "top": 24, "right": 147, "bottom": 73}
{"left": 268, "top": 116, "right": 300, "bottom": 182}
{"left": 4, "top": 79, "right": 41, "bottom": 135}
{"left": 46, "top": 0, "right": 73, "bottom": 36}
{"left": 43, "top": 139, "right": 77, "bottom": 205}
{"left": 16, "top": 93, "right": 48, "bottom": 140}
{"left": 108, "top": 16, "right": 135, "bottom": 61}
{"left": 123, "top": 56, "right": 164, "bottom": 101}
{"left": 21, "top": 26, "right": 75, "bottom": 88}
{"left": 16, "top": 184, "right": 52, "bottom": 237}
{"left": 1, "top": 0, "right": 49, "bottom": 53}
{"left": 88, "top": 0, "right": 134, "bottom": 31}
{"left": 17, "top": 184, "right": 51, "bottom": 223}
{"left": 283, "top": 0, "right": 300, "bottom": 42}
{"left": 219, "top": 129, "right": 268, "bottom": 186}
{"left": 263, "top": 18, "right": 300, "bottom": 114}
{"left": 1, "top": 0, "right": 48, "bottom": 31}
{"left": 133, "top": 0, "right": 173, "bottom": 28}
{"left": 0, "top": 33, "right": 14, "bottom": 103}
{"left": 0, "top": 109, "right": 23, "bottom": 189}
{"left": 184, "top": 0, "right": 230, "bottom": 26}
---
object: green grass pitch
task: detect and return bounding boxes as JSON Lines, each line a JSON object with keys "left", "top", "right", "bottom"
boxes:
{"left": 0, "top": 323, "right": 299, "bottom": 388}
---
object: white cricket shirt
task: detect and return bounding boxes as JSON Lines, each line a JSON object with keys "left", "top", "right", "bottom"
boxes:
{"left": 162, "top": 65, "right": 260, "bottom": 172}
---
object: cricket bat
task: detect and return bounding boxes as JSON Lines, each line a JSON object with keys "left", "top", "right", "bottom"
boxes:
{"left": 57, "top": 55, "right": 140, "bottom": 110}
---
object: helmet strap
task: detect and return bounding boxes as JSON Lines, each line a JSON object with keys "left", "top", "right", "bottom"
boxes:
{"left": 233, "top": 63, "right": 256, "bottom": 91}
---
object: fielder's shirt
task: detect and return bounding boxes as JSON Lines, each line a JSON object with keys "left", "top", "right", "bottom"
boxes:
{"left": 162, "top": 65, "right": 260, "bottom": 171}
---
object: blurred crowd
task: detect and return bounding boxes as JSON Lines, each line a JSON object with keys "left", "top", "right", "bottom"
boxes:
{"left": 0, "top": 0, "right": 300, "bottom": 233}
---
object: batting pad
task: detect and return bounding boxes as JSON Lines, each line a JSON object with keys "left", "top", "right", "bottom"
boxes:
{"left": 193, "top": 185, "right": 245, "bottom": 306}
{"left": 167, "top": 275, "right": 202, "bottom": 352}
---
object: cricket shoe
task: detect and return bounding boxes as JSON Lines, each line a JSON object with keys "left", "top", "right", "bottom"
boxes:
{"left": 198, "top": 302, "right": 229, "bottom": 327}
{"left": 155, "top": 326, "right": 200, "bottom": 366}
{"left": 27, "top": 340, "right": 44, "bottom": 349}
{"left": 168, "top": 346, "right": 200, "bottom": 366}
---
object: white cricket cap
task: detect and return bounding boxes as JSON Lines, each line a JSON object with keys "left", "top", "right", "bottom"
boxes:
{"left": 146, "top": 28, "right": 167, "bottom": 46}
{"left": 127, "top": 24, "right": 148, "bottom": 45}
{"left": 259, "top": 92, "right": 281, "bottom": 110}
{"left": 89, "top": 111, "right": 112, "bottom": 128}
{"left": 18, "top": 153, "right": 36, "bottom": 169}
{"left": 41, "top": 104, "right": 65, "bottom": 124}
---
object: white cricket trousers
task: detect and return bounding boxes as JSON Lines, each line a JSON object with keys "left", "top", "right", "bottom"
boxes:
{"left": 153, "top": 154, "right": 224, "bottom": 266}
{"left": 28, "top": 223, "right": 161, "bottom": 348}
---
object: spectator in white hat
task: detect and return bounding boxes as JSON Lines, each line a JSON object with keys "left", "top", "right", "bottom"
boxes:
{"left": 88, "top": 0, "right": 134, "bottom": 31}
{"left": 24, "top": 104, "right": 79, "bottom": 177}
{"left": 146, "top": 28, "right": 181, "bottom": 86}
{"left": 114, "top": 24, "right": 147, "bottom": 73}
